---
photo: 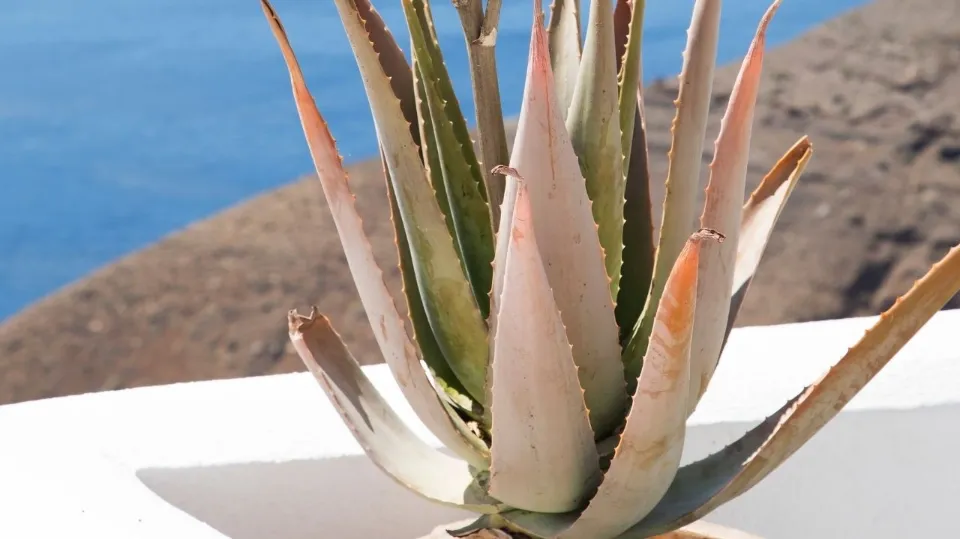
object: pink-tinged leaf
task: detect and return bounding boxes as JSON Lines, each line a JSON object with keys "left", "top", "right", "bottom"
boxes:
{"left": 558, "top": 230, "right": 719, "bottom": 539}
{"left": 622, "top": 240, "right": 960, "bottom": 537}
{"left": 288, "top": 311, "right": 499, "bottom": 512}
{"left": 505, "top": 8, "right": 625, "bottom": 439}
{"left": 488, "top": 182, "right": 601, "bottom": 514}
{"left": 622, "top": 0, "right": 721, "bottom": 388}
{"left": 724, "top": 136, "right": 813, "bottom": 345}
{"left": 547, "top": 0, "right": 583, "bottom": 117}
{"left": 261, "top": 0, "right": 486, "bottom": 466}
{"left": 688, "top": 0, "right": 780, "bottom": 414}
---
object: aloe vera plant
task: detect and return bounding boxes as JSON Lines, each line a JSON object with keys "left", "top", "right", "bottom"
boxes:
{"left": 263, "top": 0, "right": 960, "bottom": 537}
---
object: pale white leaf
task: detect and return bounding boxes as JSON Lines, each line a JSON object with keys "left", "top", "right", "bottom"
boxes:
{"left": 488, "top": 182, "right": 601, "bottom": 513}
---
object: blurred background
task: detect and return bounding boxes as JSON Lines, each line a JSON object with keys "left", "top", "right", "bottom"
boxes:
{"left": 1, "top": 0, "right": 958, "bottom": 404}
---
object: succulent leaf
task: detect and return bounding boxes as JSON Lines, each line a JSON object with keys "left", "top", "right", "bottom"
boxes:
{"left": 402, "top": 0, "right": 496, "bottom": 318}
{"left": 688, "top": 0, "right": 779, "bottom": 414}
{"left": 412, "top": 58, "right": 456, "bottom": 238}
{"left": 567, "top": 0, "right": 626, "bottom": 298}
{"left": 622, "top": 0, "right": 721, "bottom": 387}
{"left": 351, "top": 0, "right": 418, "bottom": 142}
{"left": 261, "top": 0, "right": 485, "bottom": 464}
{"left": 616, "top": 77, "right": 657, "bottom": 345}
{"left": 321, "top": 0, "right": 492, "bottom": 405}
{"left": 488, "top": 180, "right": 601, "bottom": 514}
{"left": 723, "top": 136, "right": 813, "bottom": 347}
{"left": 505, "top": 7, "right": 626, "bottom": 439}
{"left": 623, "top": 239, "right": 960, "bottom": 537}
{"left": 381, "top": 151, "right": 477, "bottom": 415}
{"left": 615, "top": 0, "right": 646, "bottom": 174}
{"left": 559, "top": 230, "right": 716, "bottom": 539}
{"left": 287, "top": 310, "right": 498, "bottom": 511}
{"left": 547, "top": 0, "right": 583, "bottom": 118}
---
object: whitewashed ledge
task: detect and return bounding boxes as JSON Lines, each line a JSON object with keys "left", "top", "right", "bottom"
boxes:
{"left": 1, "top": 311, "right": 959, "bottom": 539}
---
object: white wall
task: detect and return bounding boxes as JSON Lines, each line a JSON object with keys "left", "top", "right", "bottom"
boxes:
{"left": 1, "top": 311, "right": 959, "bottom": 539}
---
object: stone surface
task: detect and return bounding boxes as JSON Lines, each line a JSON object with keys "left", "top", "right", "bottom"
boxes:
{"left": 1, "top": 0, "right": 959, "bottom": 404}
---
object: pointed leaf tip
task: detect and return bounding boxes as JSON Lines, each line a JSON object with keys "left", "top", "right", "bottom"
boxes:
{"left": 688, "top": 0, "right": 781, "bottom": 414}
{"left": 488, "top": 183, "right": 601, "bottom": 513}
{"left": 621, "top": 0, "right": 722, "bottom": 389}
{"left": 504, "top": 8, "right": 626, "bottom": 439}
{"left": 558, "top": 230, "right": 714, "bottom": 539}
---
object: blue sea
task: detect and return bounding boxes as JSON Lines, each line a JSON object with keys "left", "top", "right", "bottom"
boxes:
{"left": 0, "top": 0, "right": 868, "bottom": 321}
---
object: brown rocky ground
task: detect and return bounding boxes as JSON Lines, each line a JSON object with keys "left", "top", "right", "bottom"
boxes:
{"left": 1, "top": 0, "right": 958, "bottom": 405}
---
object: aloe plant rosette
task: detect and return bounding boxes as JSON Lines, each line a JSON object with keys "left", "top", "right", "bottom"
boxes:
{"left": 263, "top": 0, "right": 960, "bottom": 537}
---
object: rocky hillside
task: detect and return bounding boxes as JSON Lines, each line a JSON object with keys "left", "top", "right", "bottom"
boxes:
{"left": 1, "top": 0, "right": 958, "bottom": 404}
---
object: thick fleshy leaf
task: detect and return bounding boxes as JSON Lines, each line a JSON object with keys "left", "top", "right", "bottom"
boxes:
{"left": 452, "top": 0, "right": 509, "bottom": 222}
{"left": 403, "top": 0, "right": 495, "bottom": 318}
{"left": 488, "top": 182, "right": 601, "bottom": 514}
{"left": 262, "top": 0, "right": 485, "bottom": 464}
{"left": 688, "top": 0, "right": 780, "bottom": 413}
{"left": 288, "top": 310, "right": 498, "bottom": 512}
{"left": 506, "top": 7, "right": 625, "bottom": 439}
{"left": 567, "top": 0, "right": 625, "bottom": 297}
{"left": 352, "top": 0, "right": 417, "bottom": 143}
{"left": 723, "top": 136, "right": 812, "bottom": 345}
{"left": 616, "top": 78, "right": 656, "bottom": 345}
{"left": 623, "top": 239, "right": 960, "bottom": 536}
{"left": 381, "top": 150, "right": 477, "bottom": 414}
{"left": 412, "top": 59, "right": 455, "bottom": 239}
{"left": 615, "top": 0, "right": 646, "bottom": 174}
{"left": 622, "top": 0, "right": 721, "bottom": 386}
{"left": 324, "top": 0, "right": 491, "bottom": 405}
{"left": 559, "top": 230, "right": 716, "bottom": 539}
{"left": 547, "top": 0, "right": 583, "bottom": 117}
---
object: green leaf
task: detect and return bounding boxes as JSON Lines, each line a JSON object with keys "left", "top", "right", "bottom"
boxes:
{"left": 260, "top": 0, "right": 486, "bottom": 464}
{"left": 547, "top": 0, "right": 583, "bottom": 118}
{"left": 288, "top": 310, "right": 497, "bottom": 510}
{"left": 381, "top": 148, "right": 477, "bottom": 416}
{"left": 566, "top": 0, "right": 626, "bottom": 298}
{"left": 403, "top": 0, "right": 495, "bottom": 319}
{"left": 687, "top": 0, "right": 777, "bottom": 414}
{"left": 488, "top": 180, "right": 601, "bottom": 514}
{"left": 615, "top": 0, "right": 646, "bottom": 174}
{"left": 622, "top": 0, "right": 721, "bottom": 388}
{"left": 616, "top": 87, "right": 656, "bottom": 345}
{"left": 326, "top": 0, "right": 491, "bottom": 406}
{"left": 504, "top": 11, "right": 625, "bottom": 439}
{"left": 412, "top": 59, "right": 455, "bottom": 239}
{"left": 561, "top": 231, "right": 715, "bottom": 539}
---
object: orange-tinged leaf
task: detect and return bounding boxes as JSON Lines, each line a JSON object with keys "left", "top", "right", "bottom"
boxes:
{"left": 622, "top": 0, "right": 721, "bottom": 388}
{"left": 261, "top": 0, "right": 485, "bottom": 466}
{"left": 621, "top": 243, "right": 960, "bottom": 536}
{"left": 558, "top": 230, "right": 719, "bottom": 539}
{"left": 505, "top": 7, "right": 625, "bottom": 439}
{"left": 488, "top": 182, "right": 601, "bottom": 514}
{"left": 288, "top": 311, "right": 498, "bottom": 511}
{"left": 688, "top": 0, "right": 780, "bottom": 414}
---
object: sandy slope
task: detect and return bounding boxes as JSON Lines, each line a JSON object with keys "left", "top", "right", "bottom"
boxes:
{"left": 1, "top": 0, "right": 958, "bottom": 405}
